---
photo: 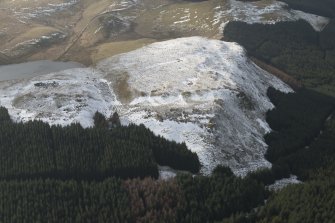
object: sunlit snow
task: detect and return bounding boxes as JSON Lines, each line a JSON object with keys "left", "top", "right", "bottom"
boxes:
{"left": 99, "top": 37, "right": 293, "bottom": 175}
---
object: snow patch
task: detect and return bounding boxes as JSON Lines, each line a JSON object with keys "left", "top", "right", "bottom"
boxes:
{"left": 268, "top": 175, "right": 301, "bottom": 191}
{"left": 10, "top": 0, "right": 79, "bottom": 20}
{"left": 292, "top": 10, "right": 330, "bottom": 31}
{"left": 217, "top": 0, "right": 330, "bottom": 32}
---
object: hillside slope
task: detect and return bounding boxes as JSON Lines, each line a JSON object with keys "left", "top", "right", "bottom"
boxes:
{"left": 0, "top": 37, "right": 292, "bottom": 175}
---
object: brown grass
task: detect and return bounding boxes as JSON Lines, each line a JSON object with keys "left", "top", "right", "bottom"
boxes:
{"left": 251, "top": 57, "right": 303, "bottom": 90}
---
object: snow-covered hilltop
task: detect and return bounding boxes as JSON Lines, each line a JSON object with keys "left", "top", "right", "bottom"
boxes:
{"left": 0, "top": 37, "right": 292, "bottom": 175}
{"left": 99, "top": 37, "right": 293, "bottom": 175}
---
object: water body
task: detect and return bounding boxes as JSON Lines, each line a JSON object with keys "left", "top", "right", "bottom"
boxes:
{"left": 0, "top": 60, "right": 84, "bottom": 81}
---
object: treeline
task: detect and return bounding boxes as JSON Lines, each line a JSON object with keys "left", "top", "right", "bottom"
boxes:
{"left": 254, "top": 176, "right": 335, "bottom": 223}
{"left": 94, "top": 111, "right": 200, "bottom": 173}
{"left": 224, "top": 118, "right": 335, "bottom": 223}
{"left": 222, "top": 122, "right": 335, "bottom": 223}
{"left": 246, "top": 87, "right": 334, "bottom": 184}
{"left": 270, "top": 109, "right": 335, "bottom": 181}
{"left": 175, "top": 166, "right": 266, "bottom": 223}
{"left": 220, "top": 85, "right": 335, "bottom": 223}
{"left": 223, "top": 16, "right": 335, "bottom": 222}
{"left": 1, "top": 92, "right": 335, "bottom": 222}
{"left": 224, "top": 177, "right": 335, "bottom": 223}
{"left": 279, "top": 0, "right": 335, "bottom": 18}
{"left": 109, "top": 125, "right": 200, "bottom": 173}
{"left": 0, "top": 107, "right": 200, "bottom": 180}
{"left": 0, "top": 166, "right": 267, "bottom": 223}
{"left": 223, "top": 20, "right": 335, "bottom": 96}
{"left": 265, "top": 87, "right": 334, "bottom": 163}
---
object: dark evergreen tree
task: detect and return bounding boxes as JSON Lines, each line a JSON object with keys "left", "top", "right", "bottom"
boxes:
{"left": 93, "top": 111, "right": 108, "bottom": 129}
{"left": 109, "top": 111, "right": 121, "bottom": 127}
{"left": 0, "top": 107, "right": 200, "bottom": 180}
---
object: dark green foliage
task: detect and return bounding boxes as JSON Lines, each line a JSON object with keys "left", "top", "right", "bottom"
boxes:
{"left": 0, "top": 167, "right": 267, "bottom": 223}
{"left": 277, "top": 113, "right": 335, "bottom": 181}
{"left": 0, "top": 118, "right": 158, "bottom": 179}
{"left": 0, "top": 107, "right": 10, "bottom": 123}
{"left": 223, "top": 118, "right": 335, "bottom": 223}
{"left": 320, "top": 20, "right": 335, "bottom": 49}
{"left": 152, "top": 140, "right": 200, "bottom": 173}
{"left": 265, "top": 87, "right": 334, "bottom": 163}
{"left": 0, "top": 107, "right": 264, "bottom": 222}
{"left": 108, "top": 124, "right": 201, "bottom": 173}
{"left": 279, "top": 0, "right": 335, "bottom": 18}
{"left": 255, "top": 177, "right": 335, "bottom": 223}
{"left": 0, "top": 178, "right": 132, "bottom": 223}
{"left": 221, "top": 214, "right": 254, "bottom": 223}
{"left": 4, "top": 94, "right": 335, "bottom": 222}
{"left": 245, "top": 88, "right": 335, "bottom": 185}
{"left": 247, "top": 87, "right": 333, "bottom": 184}
{"left": 110, "top": 111, "right": 121, "bottom": 127}
{"left": 51, "top": 123, "right": 158, "bottom": 179}
{"left": 224, "top": 20, "right": 318, "bottom": 55}
{"left": 0, "top": 107, "right": 200, "bottom": 180}
{"left": 230, "top": 165, "right": 335, "bottom": 223}
{"left": 224, "top": 20, "right": 335, "bottom": 96}
{"left": 93, "top": 111, "right": 108, "bottom": 129}
{"left": 247, "top": 168, "right": 277, "bottom": 186}
{"left": 176, "top": 166, "right": 266, "bottom": 223}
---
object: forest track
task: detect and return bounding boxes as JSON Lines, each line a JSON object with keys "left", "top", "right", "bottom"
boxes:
{"left": 56, "top": 10, "right": 111, "bottom": 61}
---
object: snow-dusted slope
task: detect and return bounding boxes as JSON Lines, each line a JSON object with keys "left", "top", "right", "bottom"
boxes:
{"left": 0, "top": 37, "right": 292, "bottom": 175}
{"left": 268, "top": 175, "right": 301, "bottom": 191}
{"left": 98, "top": 37, "right": 292, "bottom": 175}
{"left": 0, "top": 68, "right": 119, "bottom": 127}
{"left": 223, "top": 0, "right": 330, "bottom": 31}
{"left": 9, "top": 0, "right": 79, "bottom": 21}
